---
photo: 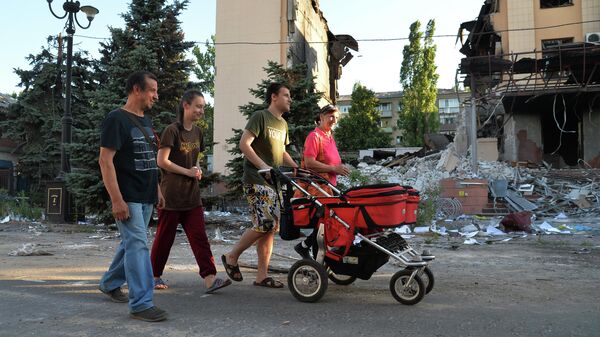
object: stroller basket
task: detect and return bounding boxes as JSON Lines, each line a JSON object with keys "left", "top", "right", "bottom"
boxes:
{"left": 326, "top": 243, "right": 389, "bottom": 280}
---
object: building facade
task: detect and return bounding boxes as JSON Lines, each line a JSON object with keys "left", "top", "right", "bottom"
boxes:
{"left": 337, "top": 89, "right": 470, "bottom": 146}
{"left": 459, "top": 0, "right": 600, "bottom": 167}
{"left": 212, "top": 0, "right": 356, "bottom": 174}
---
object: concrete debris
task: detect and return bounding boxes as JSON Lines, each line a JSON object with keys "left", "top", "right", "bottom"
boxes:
{"left": 342, "top": 142, "right": 600, "bottom": 219}
{"left": 463, "top": 238, "right": 480, "bottom": 245}
{"left": 8, "top": 243, "right": 53, "bottom": 256}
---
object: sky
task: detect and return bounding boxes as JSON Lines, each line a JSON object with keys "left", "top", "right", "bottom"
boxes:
{"left": 0, "top": 0, "right": 484, "bottom": 96}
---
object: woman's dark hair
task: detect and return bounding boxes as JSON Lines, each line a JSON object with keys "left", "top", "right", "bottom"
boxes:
{"left": 265, "top": 82, "right": 290, "bottom": 104}
{"left": 125, "top": 71, "right": 157, "bottom": 94}
{"left": 314, "top": 104, "right": 338, "bottom": 123}
{"left": 177, "top": 89, "right": 204, "bottom": 125}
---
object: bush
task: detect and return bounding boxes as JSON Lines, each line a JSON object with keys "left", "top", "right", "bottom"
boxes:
{"left": 416, "top": 186, "right": 440, "bottom": 227}
{"left": 0, "top": 190, "right": 44, "bottom": 221}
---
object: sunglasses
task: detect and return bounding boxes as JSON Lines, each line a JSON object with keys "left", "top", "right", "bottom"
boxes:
{"left": 319, "top": 104, "right": 337, "bottom": 114}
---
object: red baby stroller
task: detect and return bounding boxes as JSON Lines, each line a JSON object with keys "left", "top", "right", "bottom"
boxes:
{"left": 264, "top": 167, "right": 435, "bottom": 305}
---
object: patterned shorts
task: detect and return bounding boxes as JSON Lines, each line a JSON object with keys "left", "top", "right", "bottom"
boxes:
{"left": 243, "top": 183, "right": 281, "bottom": 233}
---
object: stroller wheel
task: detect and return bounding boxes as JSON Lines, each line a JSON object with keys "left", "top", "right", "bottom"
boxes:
{"left": 390, "top": 269, "right": 425, "bottom": 305}
{"left": 422, "top": 266, "right": 435, "bottom": 294}
{"left": 327, "top": 268, "right": 357, "bottom": 285}
{"left": 288, "top": 259, "right": 328, "bottom": 303}
{"left": 406, "top": 266, "right": 435, "bottom": 294}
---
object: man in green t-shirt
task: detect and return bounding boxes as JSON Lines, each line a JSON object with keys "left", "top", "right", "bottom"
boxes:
{"left": 222, "top": 83, "right": 298, "bottom": 288}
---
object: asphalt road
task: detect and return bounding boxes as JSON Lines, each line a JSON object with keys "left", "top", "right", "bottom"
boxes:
{"left": 0, "top": 221, "right": 599, "bottom": 337}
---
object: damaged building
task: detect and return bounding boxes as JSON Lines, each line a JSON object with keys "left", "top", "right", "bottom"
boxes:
{"left": 212, "top": 0, "right": 357, "bottom": 174}
{"left": 458, "top": 0, "right": 600, "bottom": 168}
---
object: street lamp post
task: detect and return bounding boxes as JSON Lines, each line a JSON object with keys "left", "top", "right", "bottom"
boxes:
{"left": 47, "top": 0, "right": 99, "bottom": 175}
{"left": 46, "top": 1, "right": 98, "bottom": 222}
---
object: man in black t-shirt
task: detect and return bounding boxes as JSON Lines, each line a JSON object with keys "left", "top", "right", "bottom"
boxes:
{"left": 98, "top": 71, "right": 167, "bottom": 322}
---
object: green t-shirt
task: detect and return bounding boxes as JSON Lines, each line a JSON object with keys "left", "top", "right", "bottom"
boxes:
{"left": 243, "top": 109, "right": 289, "bottom": 185}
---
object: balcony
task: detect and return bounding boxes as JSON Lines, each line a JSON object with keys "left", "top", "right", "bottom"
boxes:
{"left": 380, "top": 110, "right": 392, "bottom": 118}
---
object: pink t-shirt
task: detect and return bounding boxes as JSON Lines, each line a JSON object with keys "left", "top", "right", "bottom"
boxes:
{"left": 303, "top": 127, "right": 342, "bottom": 185}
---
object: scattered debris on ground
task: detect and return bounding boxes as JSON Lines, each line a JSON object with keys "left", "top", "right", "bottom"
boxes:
{"left": 339, "top": 143, "right": 600, "bottom": 219}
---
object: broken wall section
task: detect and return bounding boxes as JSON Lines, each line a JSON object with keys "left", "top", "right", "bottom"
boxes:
{"left": 583, "top": 104, "right": 600, "bottom": 167}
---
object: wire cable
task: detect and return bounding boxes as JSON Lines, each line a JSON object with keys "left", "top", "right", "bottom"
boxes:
{"left": 72, "top": 19, "right": 600, "bottom": 45}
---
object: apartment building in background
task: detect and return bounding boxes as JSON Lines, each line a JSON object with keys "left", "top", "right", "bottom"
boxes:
{"left": 212, "top": 0, "right": 357, "bottom": 175}
{"left": 459, "top": 0, "right": 600, "bottom": 167}
{"left": 337, "top": 89, "right": 470, "bottom": 146}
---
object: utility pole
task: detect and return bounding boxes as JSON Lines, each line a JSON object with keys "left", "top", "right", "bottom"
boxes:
{"left": 470, "top": 76, "right": 478, "bottom": 174}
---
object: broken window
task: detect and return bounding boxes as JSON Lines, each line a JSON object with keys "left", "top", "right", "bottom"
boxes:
{"left": 540, "top": 0, "right": 573, "bottom": 9}
{"left": 490, "top": 0, "right": 500, "bottom": 13}
{"left": 541, "top": 37, "right": 574, "bottom": 79}
{"left": 542, "top": 38, "right": 573, "bottom": 50}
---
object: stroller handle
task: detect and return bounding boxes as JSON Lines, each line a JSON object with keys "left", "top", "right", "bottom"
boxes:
{"left": 259, "top": 166, "right": 332, "bottom": 185}
{"left": 257, "top": 167, "right": 296, "bottom": 185}
{"left": 258, "top": 166, "right": 328, "bottom": 184}
{"left": 261, "top": 166, "right": 341, "bottom": 199}
{"left": 258, "top": 167, "right": 295, "bottom": 185}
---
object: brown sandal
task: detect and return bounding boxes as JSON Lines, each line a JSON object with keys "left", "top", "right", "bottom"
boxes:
{"left": 253, "top": 277, "right": 284, "bottom": 288}
{"left": 221, "top": 255, "right": 243, "bottom": 282}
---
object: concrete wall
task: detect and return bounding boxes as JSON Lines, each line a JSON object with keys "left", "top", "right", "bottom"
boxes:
{"left": 213, "top": 0, "right": 334, "bottom": 174}
{"left": 291, "top": 0, "right": 331, "bottom": 104}
{"left": 534, "top": 0, "right": 583, "bottom": 48}
{"left": 506, "top": 0, "right": 536, "bottom": 55}
{"left": 213, "top": 1, "right": 285, "bottom": 175}
{"left": 494, "top": 0, "right": 589, "bottom": 57}
{"left": 583, "top": 104, "right": 600, "bottom": 167}
{"left": 582, "top": 0, "right": 600, "bottom": 34}
{"left": 503, "top": 112, "right": 543, "bottom": 163}
{"left": 491, "top": 0, "right": 509, "bottom": 55}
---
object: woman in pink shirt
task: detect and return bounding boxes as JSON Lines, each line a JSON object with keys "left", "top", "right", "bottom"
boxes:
{"left": 294, "top": 104, "right": 350, "bottom": 258}
{"left": 302, "top": 105, "right": 349, "bottom": 184}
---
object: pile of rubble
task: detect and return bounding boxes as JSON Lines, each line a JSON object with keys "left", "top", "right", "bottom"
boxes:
{"left": 340, "top": 143, "right": 600, "bottom": 219}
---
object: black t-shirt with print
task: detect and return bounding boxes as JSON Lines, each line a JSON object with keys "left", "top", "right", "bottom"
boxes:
{"left": 100, "top": 108, "right": 158, "bottom": 204}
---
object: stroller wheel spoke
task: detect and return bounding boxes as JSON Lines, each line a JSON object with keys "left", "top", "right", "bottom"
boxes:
{"left": 389, "top": 269, "right": 425, "bottom": 305}
{"left": 288, "top": 259, "right": 328, "bottom": 303}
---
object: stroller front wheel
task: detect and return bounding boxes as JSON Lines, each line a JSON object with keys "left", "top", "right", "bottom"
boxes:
{"left": 390, "top": 269, "right": 425, "bottom": 305}
{"left": 406, "top": 266, "right": 435, "bottom": 294}
{"left": 288, "top": 259, "right": 328, "bottom": 303}
{"left": 422, "top": 266, "right": 435, "bottom": 294}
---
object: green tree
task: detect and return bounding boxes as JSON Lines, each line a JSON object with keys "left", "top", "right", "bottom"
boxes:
{"left": 398, "top": 20, "right": 439, "bottom": 146}
{"left": 191, "top": 36, "right": 215, "bottom": 154}
{"left": 335, "top": 83, "right": 391, "bottom": 151}
{"left": 0, "top": 36, "right": 96, "bottom": 201}
{"left": 224, "top": 61, "right": 321, "bottom": 193}
{"left": 67, "top": 0, "right": 195, "bottom": 221}
{"left": 192, "top": 36, "right": 215, "bottom": 97}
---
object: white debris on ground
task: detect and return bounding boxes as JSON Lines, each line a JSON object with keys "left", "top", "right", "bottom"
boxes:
{"left": 204, "top": 211, "right": 232, "bottom": 217}
{"left": 8, "top": 243, "right": 53, "bottom": 256}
